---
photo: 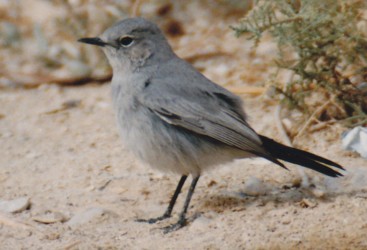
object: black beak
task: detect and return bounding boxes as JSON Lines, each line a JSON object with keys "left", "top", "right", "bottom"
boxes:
{"left": 78, "top": 37, "right": 107, "bottom": 47}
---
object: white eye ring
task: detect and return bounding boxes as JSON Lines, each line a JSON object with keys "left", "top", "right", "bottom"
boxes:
{"left": 118, "top": 36, "right": 134, "bottom": 47}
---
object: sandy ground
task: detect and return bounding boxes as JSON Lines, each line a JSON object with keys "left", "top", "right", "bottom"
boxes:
{"left": 1, "top": 2, "right": 367, "bottom": 249}
{"left": 1, "top": 81, "right": 367, "bottom": 250}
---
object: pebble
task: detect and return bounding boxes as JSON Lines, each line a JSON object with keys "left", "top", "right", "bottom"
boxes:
{"left": 298, "top": 198, "right": 318, "bottom": 208}
{"left": 0, "top": 197, "right": 30, "bottom": 213}
{"left": 311, "top": 188, "right": 326, "bottom": 198}
{"left": 32, "top": 210, "right": 68, "bottom": 224}
{"left": 242, "top": 177, "right": 268, "bottom": 196}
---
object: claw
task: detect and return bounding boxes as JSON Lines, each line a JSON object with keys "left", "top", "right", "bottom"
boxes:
{"left": 136, "top": 214, "right": 171, "bottom": 224}
{"left": 162, "top": 218, "right": 187, "bottom": 233}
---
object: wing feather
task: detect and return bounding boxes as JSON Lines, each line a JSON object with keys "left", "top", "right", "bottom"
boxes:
{"left": 141, "top": 94, "right": 266, "bottom": 155}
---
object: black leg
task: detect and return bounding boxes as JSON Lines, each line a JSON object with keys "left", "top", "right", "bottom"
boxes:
{"left": 163, "top": 176, "right": 200, "bottom": 233}
{"left": 136, "top": 175, "right": 188, "bottom": 224}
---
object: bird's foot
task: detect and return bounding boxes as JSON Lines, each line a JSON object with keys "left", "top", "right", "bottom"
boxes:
{"left": 136, "top": 213, "right": 171, "bottom": 224}
{"left": 162, "top": 217, "right": 187, "bottom": 234}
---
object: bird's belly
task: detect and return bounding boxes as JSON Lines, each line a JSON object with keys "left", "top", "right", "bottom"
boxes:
{"left": 116, "top": 106, "right": 252, "bottom": 176}
{"left": 116, "top": 106, "right": 191, "bottom": 174}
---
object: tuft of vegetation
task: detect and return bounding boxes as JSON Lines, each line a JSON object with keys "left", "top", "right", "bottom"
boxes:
{"left": 232, "top": 0, "right": 367, "bottom": 127}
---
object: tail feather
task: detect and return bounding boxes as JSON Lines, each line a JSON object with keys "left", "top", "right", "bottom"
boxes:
{"left": 259, "top": 135, "right": 345, "bottom": 178}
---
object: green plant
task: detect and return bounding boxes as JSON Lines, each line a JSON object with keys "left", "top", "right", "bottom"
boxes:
{"left": 232, "top": 0, "right": 367, "bottom": 127}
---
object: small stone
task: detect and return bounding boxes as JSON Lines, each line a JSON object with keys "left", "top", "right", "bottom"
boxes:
{"left": 0, "top": 197, "right": 30, "bottom": 213}
{"left": 311, "top": 188, "right": 326, "bottom": 198}
{"left": 242, "top": 177, "right": 268, "bottom": 196}
{"left": 32, "top": 210, "right": 68, "bottom": 224}
{"left": 62, "top": 99, "right": 81, "bottom": 109}
{"left": 298, "top": 198, "right": 317, "bottom": 208}
{"left": 291, "top": 177, "right": 302, "bottom": 188}
{"left": 207, "top": 180, "right": 217, "bottom": 187}
{"left": 282, "top": 219, "right": 291, "bottom": 225}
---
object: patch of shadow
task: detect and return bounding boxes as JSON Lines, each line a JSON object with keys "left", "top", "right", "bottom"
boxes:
{"left": 196, "top": 186, "right": 340, "bottom": 213}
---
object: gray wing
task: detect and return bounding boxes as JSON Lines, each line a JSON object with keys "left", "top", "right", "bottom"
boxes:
{"left": 138, "top": 84, "right": 269, "bottom": 157}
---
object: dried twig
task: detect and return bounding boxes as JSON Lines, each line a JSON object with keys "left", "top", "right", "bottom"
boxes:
{"left": 227, "top": 86, "right": 265, "bottom": 95}
{"left": 309, "top": 120, "right": 336, "bottom": 133}
{"left": 63, "top": 240, "right": 81, "bottom": 250}
{"left": 274, "top": 105, "right": 292, "bottom": 146}
{"left": 293, "top": 100, "right": 332, "bottom": 141}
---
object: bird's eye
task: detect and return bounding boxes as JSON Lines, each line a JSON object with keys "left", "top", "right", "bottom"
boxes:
{"left": 118, "top": 36, "right": 134, "bottom": 47}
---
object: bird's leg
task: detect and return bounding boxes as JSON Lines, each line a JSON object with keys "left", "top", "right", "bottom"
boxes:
{"left": 136, "top": 175, "right": 187, "bottom": 224}
{"left": 163, "top": 176, "right": 200, "bottom": 233}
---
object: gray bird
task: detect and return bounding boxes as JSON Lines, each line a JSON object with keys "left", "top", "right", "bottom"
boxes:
{"left": 79, "top": 17, "right": 344, "bottom": 233}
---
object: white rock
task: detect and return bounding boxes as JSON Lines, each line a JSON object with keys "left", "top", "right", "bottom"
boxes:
{"left": 0, "top": 197, "right": 30, "bottom": 213}
{"left": 342, "top": 127, "right": 367, "bottom": 158}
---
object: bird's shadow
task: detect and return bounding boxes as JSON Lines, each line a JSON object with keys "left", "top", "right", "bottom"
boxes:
{"left": 196, "top": 185, "right": 350, "bottom": 214}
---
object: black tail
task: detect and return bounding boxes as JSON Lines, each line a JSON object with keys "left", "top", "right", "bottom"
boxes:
{"left": 259, "top": 135, "right": 345, "bottom": 177}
